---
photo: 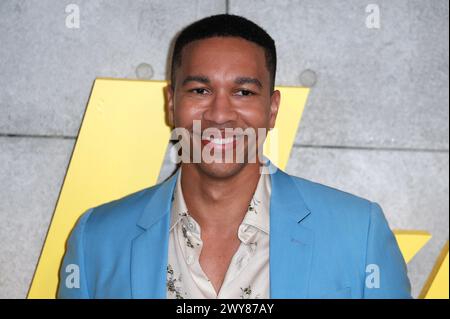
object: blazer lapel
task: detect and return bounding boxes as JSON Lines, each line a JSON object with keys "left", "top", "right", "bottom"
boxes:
{"left": 270, "top": 168, "right": 314, "bottom": 298}
{"left": 130, "top": 170, "right": 179, "bottom": 299}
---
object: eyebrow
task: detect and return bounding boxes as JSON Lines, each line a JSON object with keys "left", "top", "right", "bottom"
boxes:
{"left": 181, "top": 75, "right": 263, "bottom": 89}
{"left": 234, "top": 77, "right": 262, "bottom": 89}
{"left": 182, "top": 75, "right": 210, "bottom": 86}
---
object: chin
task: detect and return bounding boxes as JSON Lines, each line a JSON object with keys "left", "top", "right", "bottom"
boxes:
{"left": 197, "top": 161, "right": 247, "bottom": 179}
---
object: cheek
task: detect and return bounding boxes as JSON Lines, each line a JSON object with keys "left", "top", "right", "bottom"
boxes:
{"left": 237, "top": 103, "right": 272, "bottom": 128}
{"left": 174, "top": 102, "right": 204, "bottom": 128}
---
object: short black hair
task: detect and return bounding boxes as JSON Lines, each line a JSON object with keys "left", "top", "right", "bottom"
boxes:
{"left": 170, "top": 14, "right": 277, "bottom": 92}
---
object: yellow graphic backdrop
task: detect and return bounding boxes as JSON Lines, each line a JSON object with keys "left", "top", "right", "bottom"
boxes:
{"left": 28, "top": 79, "right": 171, "bottom": 298}
{"left": 28, "top": 79, "right": 448, "bottom": 299}
{"left": 419, "top": 241, "right": 449, "bottom": 299}
{"left": 394, "top": 230, "right": 432, "bottom": 264}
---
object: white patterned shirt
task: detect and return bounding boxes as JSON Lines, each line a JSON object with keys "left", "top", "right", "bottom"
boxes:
{"left": 166, "top": 167, "right": 271, "bottom": 299}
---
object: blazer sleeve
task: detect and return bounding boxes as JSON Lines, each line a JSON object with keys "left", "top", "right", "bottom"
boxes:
{"left": 363, "top": 202, "right": 412, "bottom": 298}
{"left": 57, "top": 209, "right": 93, "bottom": 299}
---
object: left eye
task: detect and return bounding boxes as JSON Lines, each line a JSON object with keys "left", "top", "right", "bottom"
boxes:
{"left": 235, "top": 90, "right": 254, "bottom": 96}
{"left": 190, "top": 88, "right": 209, "bottom": 95}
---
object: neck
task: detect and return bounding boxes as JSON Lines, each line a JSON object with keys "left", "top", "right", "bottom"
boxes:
{"left": 180, "top": 163, "right": 261, "bottom": 233}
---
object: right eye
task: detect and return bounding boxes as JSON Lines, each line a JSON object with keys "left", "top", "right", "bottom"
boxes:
{"left": 189, "top": 88, "right": 210, "bottom": 95}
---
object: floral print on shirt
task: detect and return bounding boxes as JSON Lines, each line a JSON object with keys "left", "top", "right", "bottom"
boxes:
{"left": 240, "top": 285, "right": 261, "bottom": 299}
{"left": 167, "top": 264, "right": 186, "bottom": 299}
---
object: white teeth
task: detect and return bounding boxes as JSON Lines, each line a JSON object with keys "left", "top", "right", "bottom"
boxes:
{"left": 210, "top": 137, "right": 234, "bottom": 145}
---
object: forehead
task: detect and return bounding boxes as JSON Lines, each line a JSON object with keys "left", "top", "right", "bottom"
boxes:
{"left": 178, "top": 37, "right": 269, "bottom": 80}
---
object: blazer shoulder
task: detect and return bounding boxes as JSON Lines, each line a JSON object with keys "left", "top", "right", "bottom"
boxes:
{"left": 287, "top": 174, "right": 375, "bottom": 224}
{"left": 80, "top": 181, "right": 165, "bottom": 235}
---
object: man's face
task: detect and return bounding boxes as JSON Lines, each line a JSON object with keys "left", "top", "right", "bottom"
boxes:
{"left": 167, "top": 36, "right": 280, "bottom": 179}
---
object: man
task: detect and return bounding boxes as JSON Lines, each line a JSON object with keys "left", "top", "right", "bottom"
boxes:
{"left": 58, "top": 14, "right": 411, "bottom": 299}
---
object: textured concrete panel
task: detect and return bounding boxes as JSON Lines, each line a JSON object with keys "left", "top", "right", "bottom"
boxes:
{"left": 229, "top": 0, "right": 449, "bottom": 150}
{"left": 286, "top": 146, "right": 449, "bottom": 298}
{"left": 0, "top": 0, "right": 225, "bottom": 136}
{"left": 0, "top": 137, "right": 75, "bottom": 298}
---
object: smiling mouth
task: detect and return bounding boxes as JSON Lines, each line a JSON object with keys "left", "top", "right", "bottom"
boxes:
{"left": 200, "top": 134, "right": 244, "bottom": 149}
{"left": 204, "top": 136, "right": 235, "bottom": 144}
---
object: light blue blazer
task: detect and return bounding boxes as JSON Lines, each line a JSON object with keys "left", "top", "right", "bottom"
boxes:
{"left": 58, "top": 166, "right": 411, "bottom": 299}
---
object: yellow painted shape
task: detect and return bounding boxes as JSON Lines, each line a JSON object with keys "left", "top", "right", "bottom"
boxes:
{"left": 28, "top": 79, "right": 310, "bottom": 298}
{"left": 420, "top": 241, "right": 449, "bottom": 299}
{"left": 393, "top": 230, "right": 449, "bottom": 298}
{"left": 28, "top": 79, "right": 171, "bottom": 298}
{"left": 393, "top": 230, "right": 432, "bottom": 264}
{"left": 264, "top": 86, "right": 309, "bottom": 170}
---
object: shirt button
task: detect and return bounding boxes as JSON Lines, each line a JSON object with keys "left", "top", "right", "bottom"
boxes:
{"left": 188, "top": 222, "right": 195, "bottom": 230}
{"left": 187, "top": 255, "right": 194, "bottom": 265}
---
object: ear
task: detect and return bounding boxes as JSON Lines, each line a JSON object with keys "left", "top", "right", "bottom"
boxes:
{"left": 269, "top": 89, "right": 281, "bottom": 129}
{"left": 166, "top": 85, "right": 175, "bottom": 127}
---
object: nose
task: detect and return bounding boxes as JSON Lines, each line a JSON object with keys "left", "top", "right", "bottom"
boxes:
{"left": 202, "top": 90, "right": 238, "bottom": 125}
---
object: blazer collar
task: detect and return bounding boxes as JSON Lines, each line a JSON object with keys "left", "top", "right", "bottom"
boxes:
{"left": 270, "top": 167, "right": 312, "bottom": 223}
{"left": 131, "top": 163, "right": 314, "bottom": 298}
{"left": 136, "top": 169, "right": 180, "bottom": 230}
{"left": 131, "top": 170, "right": 179, "bottom": 298}
{"left": 135, "top": 161, "right": 313, "bottom": 229}
{"left": 269, "top": 166, "right": 314, "bottom": 298}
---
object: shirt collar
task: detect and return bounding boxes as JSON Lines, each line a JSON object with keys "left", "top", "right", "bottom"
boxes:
{"left": 169, "top": 167, "right": 191, "bottom": 232}
{"left": 240, "top": 165, "right": 271, "bottom": 235}
{"left": 169, "top": 166, "right": 272, "bottom": 236}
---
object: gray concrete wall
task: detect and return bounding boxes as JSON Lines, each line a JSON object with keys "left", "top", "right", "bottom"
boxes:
{"left": 0, "top": 0, "right": 448, "bottom": 298}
